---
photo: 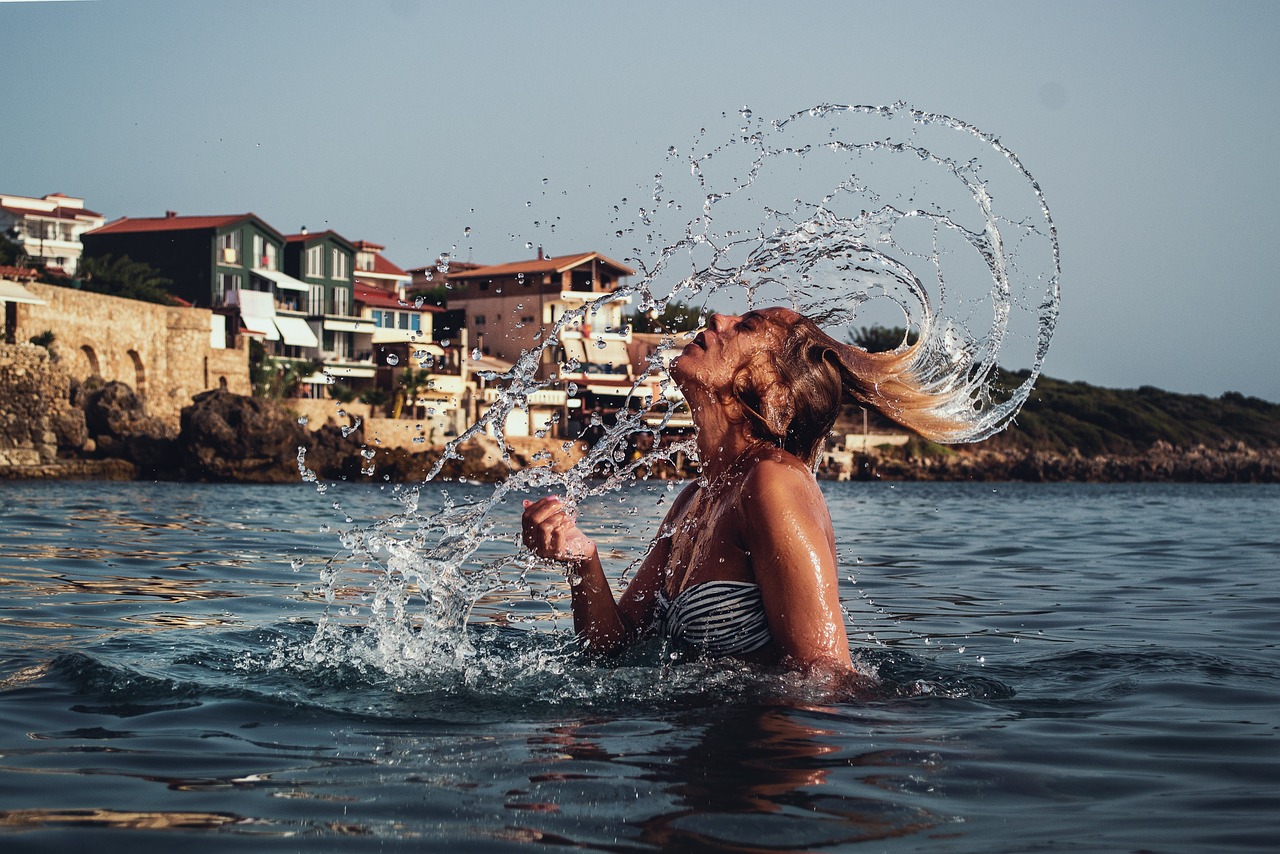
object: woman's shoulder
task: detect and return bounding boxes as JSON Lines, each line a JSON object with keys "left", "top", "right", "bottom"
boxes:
{"left": 739, "top": 446, "right": 821, "bottom": 503}
{"left": 746, "top": 445, "right": 817, "bottom": 481}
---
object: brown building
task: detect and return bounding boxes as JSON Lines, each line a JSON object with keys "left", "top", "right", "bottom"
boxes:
{"left": 443, "top": 249, "right": 635, "bottom": 367}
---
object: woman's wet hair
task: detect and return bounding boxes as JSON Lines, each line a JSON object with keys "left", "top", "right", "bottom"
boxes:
{"left": 732, "top": 314, "right": 977, "bottom": 466}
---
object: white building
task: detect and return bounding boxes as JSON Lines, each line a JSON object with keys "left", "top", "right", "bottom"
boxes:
{"left": 0, "top": 193, "right": 106, "bottom": 275}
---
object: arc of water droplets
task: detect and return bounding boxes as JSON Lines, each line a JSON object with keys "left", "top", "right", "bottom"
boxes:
{"left": 304, "top": 102, "right": 1060, "bottom": 676}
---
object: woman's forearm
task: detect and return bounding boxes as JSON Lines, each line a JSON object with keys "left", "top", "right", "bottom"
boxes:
{"left": 567, "top": 546, "right": 635, "bottom": 654}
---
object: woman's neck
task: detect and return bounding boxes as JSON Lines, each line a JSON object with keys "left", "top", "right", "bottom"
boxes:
{"left": 693, "top": 418, "right": 761, "bottom": 482}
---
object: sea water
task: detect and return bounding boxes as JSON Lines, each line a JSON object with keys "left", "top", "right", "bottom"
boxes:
{"left": 1, "top": 480, "right": 1277, "bottom": 851}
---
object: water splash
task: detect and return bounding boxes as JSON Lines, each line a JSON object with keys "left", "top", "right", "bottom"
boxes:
{"left": 301, "top": 103, "right": 1060, "bottom": 687}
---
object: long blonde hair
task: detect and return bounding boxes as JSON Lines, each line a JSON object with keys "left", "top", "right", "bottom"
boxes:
{"left": 732, "top": 315, "right": 982, "bottom": 465}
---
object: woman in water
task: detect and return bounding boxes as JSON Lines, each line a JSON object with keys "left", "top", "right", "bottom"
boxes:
{"left": 522, "top": 307, "right": 967, "bottom": 675}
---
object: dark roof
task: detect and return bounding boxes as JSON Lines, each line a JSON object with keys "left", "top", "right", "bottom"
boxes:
{"left": 284, "top": 230, "right": 356, "bottom": 251}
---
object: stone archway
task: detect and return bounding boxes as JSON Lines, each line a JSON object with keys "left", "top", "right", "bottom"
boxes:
{"left": 80, "top": 344, "right": 101, "bottom": 377}
{"left": 127, "top": 349, "right": 146, "bottom": 398}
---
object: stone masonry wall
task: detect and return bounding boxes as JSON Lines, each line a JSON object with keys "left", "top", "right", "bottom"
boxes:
{"left": 14, "top": 283, "right": 250, "bottom": 429}
{"left": 0, "top": 343, "right": 73, "bottom": 466}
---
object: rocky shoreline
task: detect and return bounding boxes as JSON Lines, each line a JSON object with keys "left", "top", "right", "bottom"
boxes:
{"left": 844, "top": 441, "right": 1280, "bottom": 484}
{"left": 1, "top": 346, "right": 1277, "bottom": 485}
{"left": 2, "top": 386, "right": 1277, "bottom": 485}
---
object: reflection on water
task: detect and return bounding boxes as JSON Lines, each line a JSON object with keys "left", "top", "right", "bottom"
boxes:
{"left": 505, "top": 705, "right": 945, "bottom": 851}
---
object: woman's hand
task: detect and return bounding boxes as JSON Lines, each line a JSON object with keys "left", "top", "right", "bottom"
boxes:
{"left": 521, "top": 496, "right": 597, "bottom": 564}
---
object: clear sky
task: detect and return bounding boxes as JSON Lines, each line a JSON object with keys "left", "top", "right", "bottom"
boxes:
{"left": 5, "top": 0, "right": 1278, "bottom": 401}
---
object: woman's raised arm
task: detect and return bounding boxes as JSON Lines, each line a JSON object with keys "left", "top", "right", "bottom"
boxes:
{"left": 522, "top": 484, "right": 697, "bottom": 654}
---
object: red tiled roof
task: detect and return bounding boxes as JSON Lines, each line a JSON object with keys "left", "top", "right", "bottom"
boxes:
{"left": 0, "top": 265, "right": 39, "bottom": 282}
{"left": 447, "top": 251, "right": 634, "bottom": 279}
{"left": 372, "top": 253, "right": 407, "bottom": 277}
{"left": 354, "top": 281, "right": 440, "bottom": 311}
{"left": 87, "top": 213, "right": 260, "bottom": 235}
{"left": 352, "top": 239, "right": 385, "bottom": 252}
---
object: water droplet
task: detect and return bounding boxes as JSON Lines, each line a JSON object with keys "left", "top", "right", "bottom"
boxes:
{"left": 386, "top": 353, "right": 400, "bottom": 366}
{"left": 471, "top": 348, "right": 481, "bottom": 360}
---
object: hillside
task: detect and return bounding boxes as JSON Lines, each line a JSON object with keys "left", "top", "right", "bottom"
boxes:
{"left": 978, "top": 372, "right": 1280, "bottom": 455}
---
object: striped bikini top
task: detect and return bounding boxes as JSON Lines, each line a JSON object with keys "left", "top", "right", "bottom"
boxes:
{"left": 655, "top": 580, "right": 774, "bottom": 658}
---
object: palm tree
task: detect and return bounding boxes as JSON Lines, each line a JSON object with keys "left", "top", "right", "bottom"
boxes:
{"left": 393, "top": 366, "right": 433, "bottom": 419}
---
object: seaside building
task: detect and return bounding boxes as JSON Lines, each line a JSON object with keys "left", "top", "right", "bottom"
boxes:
{"left": 0, "top": 193, "right": 105, "bottom": 275}
{"left": 442, "top": 249, "right": 654, "bottom": 438}
{"left": 444, "top": 249, "right": 634, "bottom": 366}
{"left": 82, "top": 213, "right": 371, "bottom": 375}
{"left": 278, "top": 228, "right": 357, "bottom": 388}
{"left": 81, "top": 210, "right": 295, "bottom": 310}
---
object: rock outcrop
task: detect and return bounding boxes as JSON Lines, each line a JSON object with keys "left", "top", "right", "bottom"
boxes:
{"left": 177, "top": 390, "right": 364, "bottom": 483}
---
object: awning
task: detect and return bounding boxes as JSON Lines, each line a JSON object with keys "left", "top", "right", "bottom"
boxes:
{"left": 273, "top": 315, "right": 319, "bottom": 348}
{"left": 0, "top": 280, "right": 46, "bottom": 305}
{"left": 325, "top": 365, "right": 376, "bottom": 379}
{"left": 240, "top": 313, "right": 279, "bottom": 340}
{"left": 587, "top": 384, "right": 634, "bottom": 397}
{"left": 253, "top": 267, "right": 311, "bottom": 292}
{"left": 300, "top": 365, "right": 377, "bottom": 384}
{"left": 323, "top": 319, "right": 376, "bottom": 333}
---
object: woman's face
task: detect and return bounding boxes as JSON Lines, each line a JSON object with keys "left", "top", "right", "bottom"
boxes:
{"left": 671, "top": 306, "right": 798, "bottom": 395}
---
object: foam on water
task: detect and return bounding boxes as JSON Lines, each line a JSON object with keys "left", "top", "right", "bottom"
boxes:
{"left": 298, "top": 103, "right": 1060, "bottom": 691}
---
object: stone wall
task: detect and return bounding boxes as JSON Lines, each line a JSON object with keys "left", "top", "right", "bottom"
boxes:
{"left": 13, "top": 283, "right": 250, "bottom": 429}
{"left": 0, "top": 343, "right": 73, "bottom": 466}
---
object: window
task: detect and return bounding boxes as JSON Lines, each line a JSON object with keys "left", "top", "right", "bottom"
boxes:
{"left": 398, "top": 311, "right": 410, "bottom": 330}
{"left": 253, "top": 235, "right": 278, "bottom": 270}
{"left": 307, "top": 284, "right": 324, "bottom": 316}
{"left": 474, "top": 315, "right": 486, "bottom": 326}
{"left": 215, "top": 272, "right": 240, "bottom": 306}
{"left": 331, "top": 248, "right": 349, "bottom": 281}
{"left": 332, "top": 286, "right": 349, "bottom": 316}
{"left": 306, "top": 245, "right": 324, "bottom": 278}
{"left": 410, "top": 314, "right": 421, "bottom": 332}
{"left": 218, "top": 230, "right": 241, "bottom": 264}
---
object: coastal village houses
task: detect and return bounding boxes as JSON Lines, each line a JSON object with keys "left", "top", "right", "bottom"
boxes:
{"left": 4, "top": 191, "right": 693, "bottom": 454}
{"left": 79, "top": 212, "right": 470, "bottom": 435}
